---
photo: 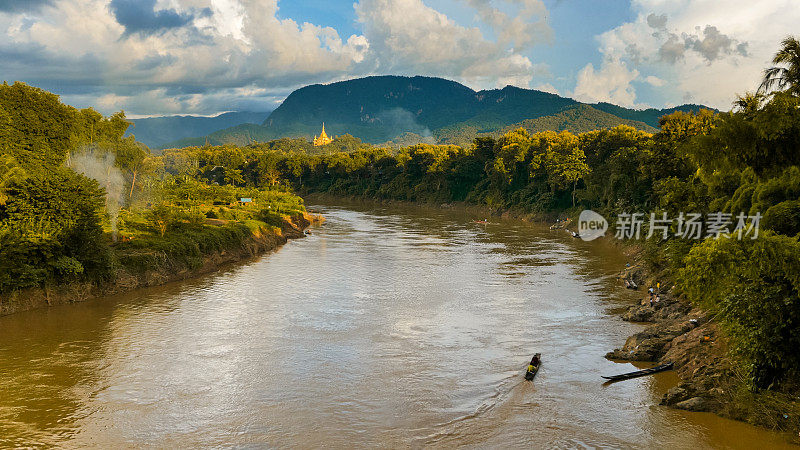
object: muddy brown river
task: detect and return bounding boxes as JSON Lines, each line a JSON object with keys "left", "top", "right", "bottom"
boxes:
{"left": 0, "top": 202, "right": 793, "bottom": 448}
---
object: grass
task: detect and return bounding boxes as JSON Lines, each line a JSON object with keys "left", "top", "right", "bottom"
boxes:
{"left": 111, "top": 184, "right": 307, "bottom": 275}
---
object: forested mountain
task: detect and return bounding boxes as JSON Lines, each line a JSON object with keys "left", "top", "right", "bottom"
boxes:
{"left": 162, "top": 123, "right": 276, "bottom": 149}
{"left": 590, "top": 102, "right": 711, "bottom": 126}
{"left": 435, "top": 104, "right": 658, "bottom": 146}
{"left": 127, "top": 111, "right": 270, "bottom": 150}
{"left": 175, "top": 76, "right": 710, "bottom": 148}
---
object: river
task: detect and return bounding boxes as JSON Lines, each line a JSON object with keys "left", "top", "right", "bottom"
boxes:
{"left": 0, "top": 202, "right": 792, "bottom": 448}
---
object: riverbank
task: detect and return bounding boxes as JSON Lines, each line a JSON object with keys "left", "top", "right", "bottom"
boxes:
{"left": 0, "top": 212, "right": 322, "bottom": 317}
{"left": 302, "top": 192, "right": 565, "bottom": 223}
{"left": 606, "top": 245, "right": 800, "bottom": 443}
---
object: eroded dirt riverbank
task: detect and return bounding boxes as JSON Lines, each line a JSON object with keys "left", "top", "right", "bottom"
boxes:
{"left": 607, "top": 246, "right": 800, "bottom": 444}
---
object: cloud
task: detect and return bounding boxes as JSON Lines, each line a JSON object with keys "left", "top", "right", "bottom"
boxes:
{"left": 534, "top": 83, "right": 559, "bottom": 95}
{"left": 685, "top": 25, "right": 748, "bottom": 62}
{"left": 461, "top": 0, "right": 552, "bottom": 50}
{"left": 0, "top": 0, "right": 53, "bottom": 13}
{"left": 0, "top": 0, "right": 553, "bottom": 116}
{"left": 91, "top": 85, "right": 285, "bottom": 115}
{"left": 644, "top": 75, "right": 665, "bottom": 87}
{"left": 646, "top": 17, "right": 748, "bottom": 65}
{"left": 573, "top": 58, "right": 639, "bottom": 107}
{"left": 583, "top": 0, "right": 800, "bottom": 109}
{"left": 354, "top": 0, "right": 549, "bottom": 88}
{"left": 646, "top": 13, "right": 667, "bottom": 30}
{"left": 658, "top": 34, "right": 685, "bottom": 64}
{"left": 109, "top": 0, "right": 196, "bottom": 36}
{"left": 0, "top": 0, "right": 370, "bottom": 114}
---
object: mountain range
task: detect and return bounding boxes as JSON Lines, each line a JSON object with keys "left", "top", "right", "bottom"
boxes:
{"left": 125, "top": 111, "right": 270, "bottom": 149}
{"left": 155, "top": 76, "right": 712, "bottom": 149}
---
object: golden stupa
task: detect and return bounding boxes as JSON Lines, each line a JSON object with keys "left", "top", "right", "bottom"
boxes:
{"left": 313, "top": 123, "right": 333, "bottom": 146}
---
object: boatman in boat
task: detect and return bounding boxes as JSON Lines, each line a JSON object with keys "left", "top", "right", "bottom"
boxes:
{"left": 527, "top": 354, "right": 540, "bottom": 372}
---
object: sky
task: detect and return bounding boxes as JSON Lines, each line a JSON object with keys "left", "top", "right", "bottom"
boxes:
{"left": 0, "top": 0, "right": 797, "bottom": 117}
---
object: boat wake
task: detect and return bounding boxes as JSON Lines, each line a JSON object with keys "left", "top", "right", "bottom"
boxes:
{"left": 416, "top": 369, "right": 538, "bottom": 446}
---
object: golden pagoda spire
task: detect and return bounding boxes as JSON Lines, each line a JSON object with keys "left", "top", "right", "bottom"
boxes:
{"left": 313, "top": 122, "right": 333, "bottom": 146}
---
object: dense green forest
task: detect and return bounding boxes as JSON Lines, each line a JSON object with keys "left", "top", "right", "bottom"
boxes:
{"left": 0, "top": 82, "right": 306, "bottom": 297}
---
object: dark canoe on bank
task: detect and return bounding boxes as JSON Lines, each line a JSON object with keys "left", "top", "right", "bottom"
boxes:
{"left": 602, "top": 362, "right": 674, "bottom": 382}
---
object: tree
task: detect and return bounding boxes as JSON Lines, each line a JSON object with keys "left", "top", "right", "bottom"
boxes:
{"left": 759, "top": 36, "right": 800, "bottom": 96}
{"left": 0, "top": 168, "right": 111, "bottom": 290}
{"left": 493, "top": 128, "right": 532, "bottom": 188}
{"left": 281, "top": 152, "right": 307, "bottom": 185}
{"left": 114, "top": 138, "right": 150, "bottom": 202}
{"left": 0, "top": 154, "right": 26, "bottom": 205}
{"left": 0, "top": 82, "right": 80, "bottom": 168}
{"left": 146, "top": 204, "right": 174, "bottom": 237}
{"left": 254, "top": 151, "right": 283, "bottom": 187}
{"left": 679, "top": 235, "right": 800, "bottom": 388}
{"left": 686, "top": 93, "right": 800, "bottom": 177}
{"left": 543, "top": 132, "right": 590, "bottom": 207}
{"left": 733, "top": 92, "right": 766, "bottom": 114}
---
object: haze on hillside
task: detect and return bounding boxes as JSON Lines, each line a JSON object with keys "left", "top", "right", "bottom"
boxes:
{"left": 154, "top": 76, "right": 709, "bottom": 150}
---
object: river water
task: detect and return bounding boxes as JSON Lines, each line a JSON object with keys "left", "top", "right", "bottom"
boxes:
{"left": 0, "top": 202, "right": 793, "bottom": 448}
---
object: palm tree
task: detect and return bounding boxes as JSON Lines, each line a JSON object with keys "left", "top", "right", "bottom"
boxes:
{"left": 759, "top": 36, "right": 800, "bottom": 96}
{"left": 732, "top": 92, "right": 765, "bottom": 114}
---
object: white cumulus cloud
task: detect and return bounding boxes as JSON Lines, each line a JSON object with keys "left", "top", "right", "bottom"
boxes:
{"left": 0, "top": 0, "right": 554, "bottom": 115}
{"left": 573, "top": 58, "right": 639, "bottom": 107}
{"left": 576, "top": 0, "right": 800, "bottom": 110}
{"left": 644, "top": 75, "right": 665, "bottom": 87}
{"left": 354, "top": 0, "right": 550, "bottom": 89}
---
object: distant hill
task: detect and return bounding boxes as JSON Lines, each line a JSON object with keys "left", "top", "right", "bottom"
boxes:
{"left": 162, "top": 123, "right": 277, "bottom": 149}
{"left": 177, "top": 76, "right": 713, "bottom": 148}
{"left": 436, "top": 104, "right": 659, "bottom": 147}
{"left": 126, "top": 111, "right": 270, "bottom": 150}
{"left": 589, "top": 102, "right": 711, "bottom": 127}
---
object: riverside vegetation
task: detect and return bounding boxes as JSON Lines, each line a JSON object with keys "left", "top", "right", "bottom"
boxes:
{"left": 0, "top": 81, "right": 312, "bottom": 314}
{"left": 2, "top": 38, "right": 800, "bottom": 437}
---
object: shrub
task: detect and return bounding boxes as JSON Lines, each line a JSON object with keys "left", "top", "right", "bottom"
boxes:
{"left": 762, "top": 200, "right": 800, "bottom": 236}
{"left": 678, "top": 234, "right": 800, "bottom": 388}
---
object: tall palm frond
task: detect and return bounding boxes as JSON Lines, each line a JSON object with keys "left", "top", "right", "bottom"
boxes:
{"left": 759, "top": 36, "right": 800, "bottom": 96}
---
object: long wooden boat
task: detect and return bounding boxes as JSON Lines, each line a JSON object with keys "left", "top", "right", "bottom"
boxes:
{"left": 525, "top": 353, "right": 541, "bottom": 381}
{"left": 602, "top": 362, "right": 674, "bottom": 382}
